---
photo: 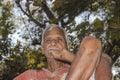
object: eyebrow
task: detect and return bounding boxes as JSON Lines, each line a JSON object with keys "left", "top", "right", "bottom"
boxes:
{"left": 45, "top": 36, "right": 64, "bottom": 39}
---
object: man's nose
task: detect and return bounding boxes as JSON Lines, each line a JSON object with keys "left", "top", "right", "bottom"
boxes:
{"left": 51, "top": 39, "right": 57, "bottom": 45}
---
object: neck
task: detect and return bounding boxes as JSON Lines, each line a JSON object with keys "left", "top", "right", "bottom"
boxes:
{"left": 47, "top": 58, "right": 65, "bottom": 72}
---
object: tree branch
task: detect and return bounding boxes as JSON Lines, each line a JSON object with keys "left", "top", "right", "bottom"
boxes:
{"left": 15, "top": 0, "right": 45, "bottom": 28}
{"left": 41, "top": 0, "right": 56, "bottom": 20}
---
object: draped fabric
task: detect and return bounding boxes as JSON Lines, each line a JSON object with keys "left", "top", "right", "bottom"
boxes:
{"left": 13, "top": 65, "right": 70, "bottom": 80}
{"left": 13, "top": 64, "right": 95, "bottom": 80}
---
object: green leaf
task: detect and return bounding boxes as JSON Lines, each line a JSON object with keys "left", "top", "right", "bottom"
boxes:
{"left": 93, "top": 18, "right": 104, "bottom": 29}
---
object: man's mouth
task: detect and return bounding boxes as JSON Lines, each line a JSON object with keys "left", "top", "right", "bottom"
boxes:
{"left": 48, "top": 47, "right": 60, "bottom": 51}
{"left": 45, "top": 47, "right": 61, "bottom": 59}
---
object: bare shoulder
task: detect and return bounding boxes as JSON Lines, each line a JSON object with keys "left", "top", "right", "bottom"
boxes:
{"left": 95, "top": 53, "right": 112, "bottom": 80}
{"left": 101, "top": 53, "right": 112, "bottom": 65}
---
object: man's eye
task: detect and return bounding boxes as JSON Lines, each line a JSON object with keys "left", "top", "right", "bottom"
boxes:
{"left": 59, "top": 39, "right": 62, "bottom": 41}
{"left": 57, "top": 38, "right": 63, "bottom": 42}
{"left": 45, "top": 39, "right": 51, "bottom": 43}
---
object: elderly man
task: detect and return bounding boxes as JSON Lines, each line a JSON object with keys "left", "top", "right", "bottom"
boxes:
{"left": 14, "top": 24, "right": 112, "bottom": 80}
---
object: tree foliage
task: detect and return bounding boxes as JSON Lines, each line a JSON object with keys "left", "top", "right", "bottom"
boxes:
{"left": 0, "top": 0, "right": 120, "bottom": 79}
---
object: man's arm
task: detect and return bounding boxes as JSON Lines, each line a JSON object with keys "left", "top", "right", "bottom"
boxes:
{"left": 52, "top": 51, "right": 112, "bottom": 80}
{"left": 66, "top": 37, "right": 102, "bottom": 80}
{"left": 51, "top": 37, "right": 112, "bottom": 80}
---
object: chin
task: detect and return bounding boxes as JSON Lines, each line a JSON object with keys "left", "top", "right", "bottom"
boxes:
{"left": 46, "top": 55, "right": 54, "bottom": 59}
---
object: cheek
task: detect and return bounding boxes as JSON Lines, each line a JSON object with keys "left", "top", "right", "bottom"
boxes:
{"left": 43, "top": 44, "right": 49, "bottom": 49}
{"left": 42, "top": 45, "right": 48, "bottom": 53}
{"left": 58, "top": 43, "right": 68, "bottom": 49}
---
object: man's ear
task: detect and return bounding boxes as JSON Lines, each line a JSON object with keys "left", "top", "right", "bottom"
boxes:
{"left": 67, "top": 42, "right": 71, "bottom": 50}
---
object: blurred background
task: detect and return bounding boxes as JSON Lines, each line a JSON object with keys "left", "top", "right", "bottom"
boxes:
{"left": 0, "top": 0, "right": 120, "bottom": 80}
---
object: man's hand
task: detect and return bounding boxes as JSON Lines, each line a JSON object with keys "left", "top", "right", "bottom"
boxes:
{"left": 49, "top": 49, "right": 75, "bottom": 63}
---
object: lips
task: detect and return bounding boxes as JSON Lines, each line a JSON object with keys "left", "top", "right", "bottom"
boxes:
{"left": 45, "top": 47, "right": 61, "bottom": 59}
{"left": 48, "top": 47, "right": 60, "bottom": 51}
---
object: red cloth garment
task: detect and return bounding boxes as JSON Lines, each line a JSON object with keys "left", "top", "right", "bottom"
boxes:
{"left": 13, "top": 65, "right": 70, "bottom": 80}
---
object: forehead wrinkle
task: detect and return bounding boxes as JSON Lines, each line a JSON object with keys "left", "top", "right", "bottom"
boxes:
{"left": 44, "top": 27, "right": 65, "bottom": 39}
